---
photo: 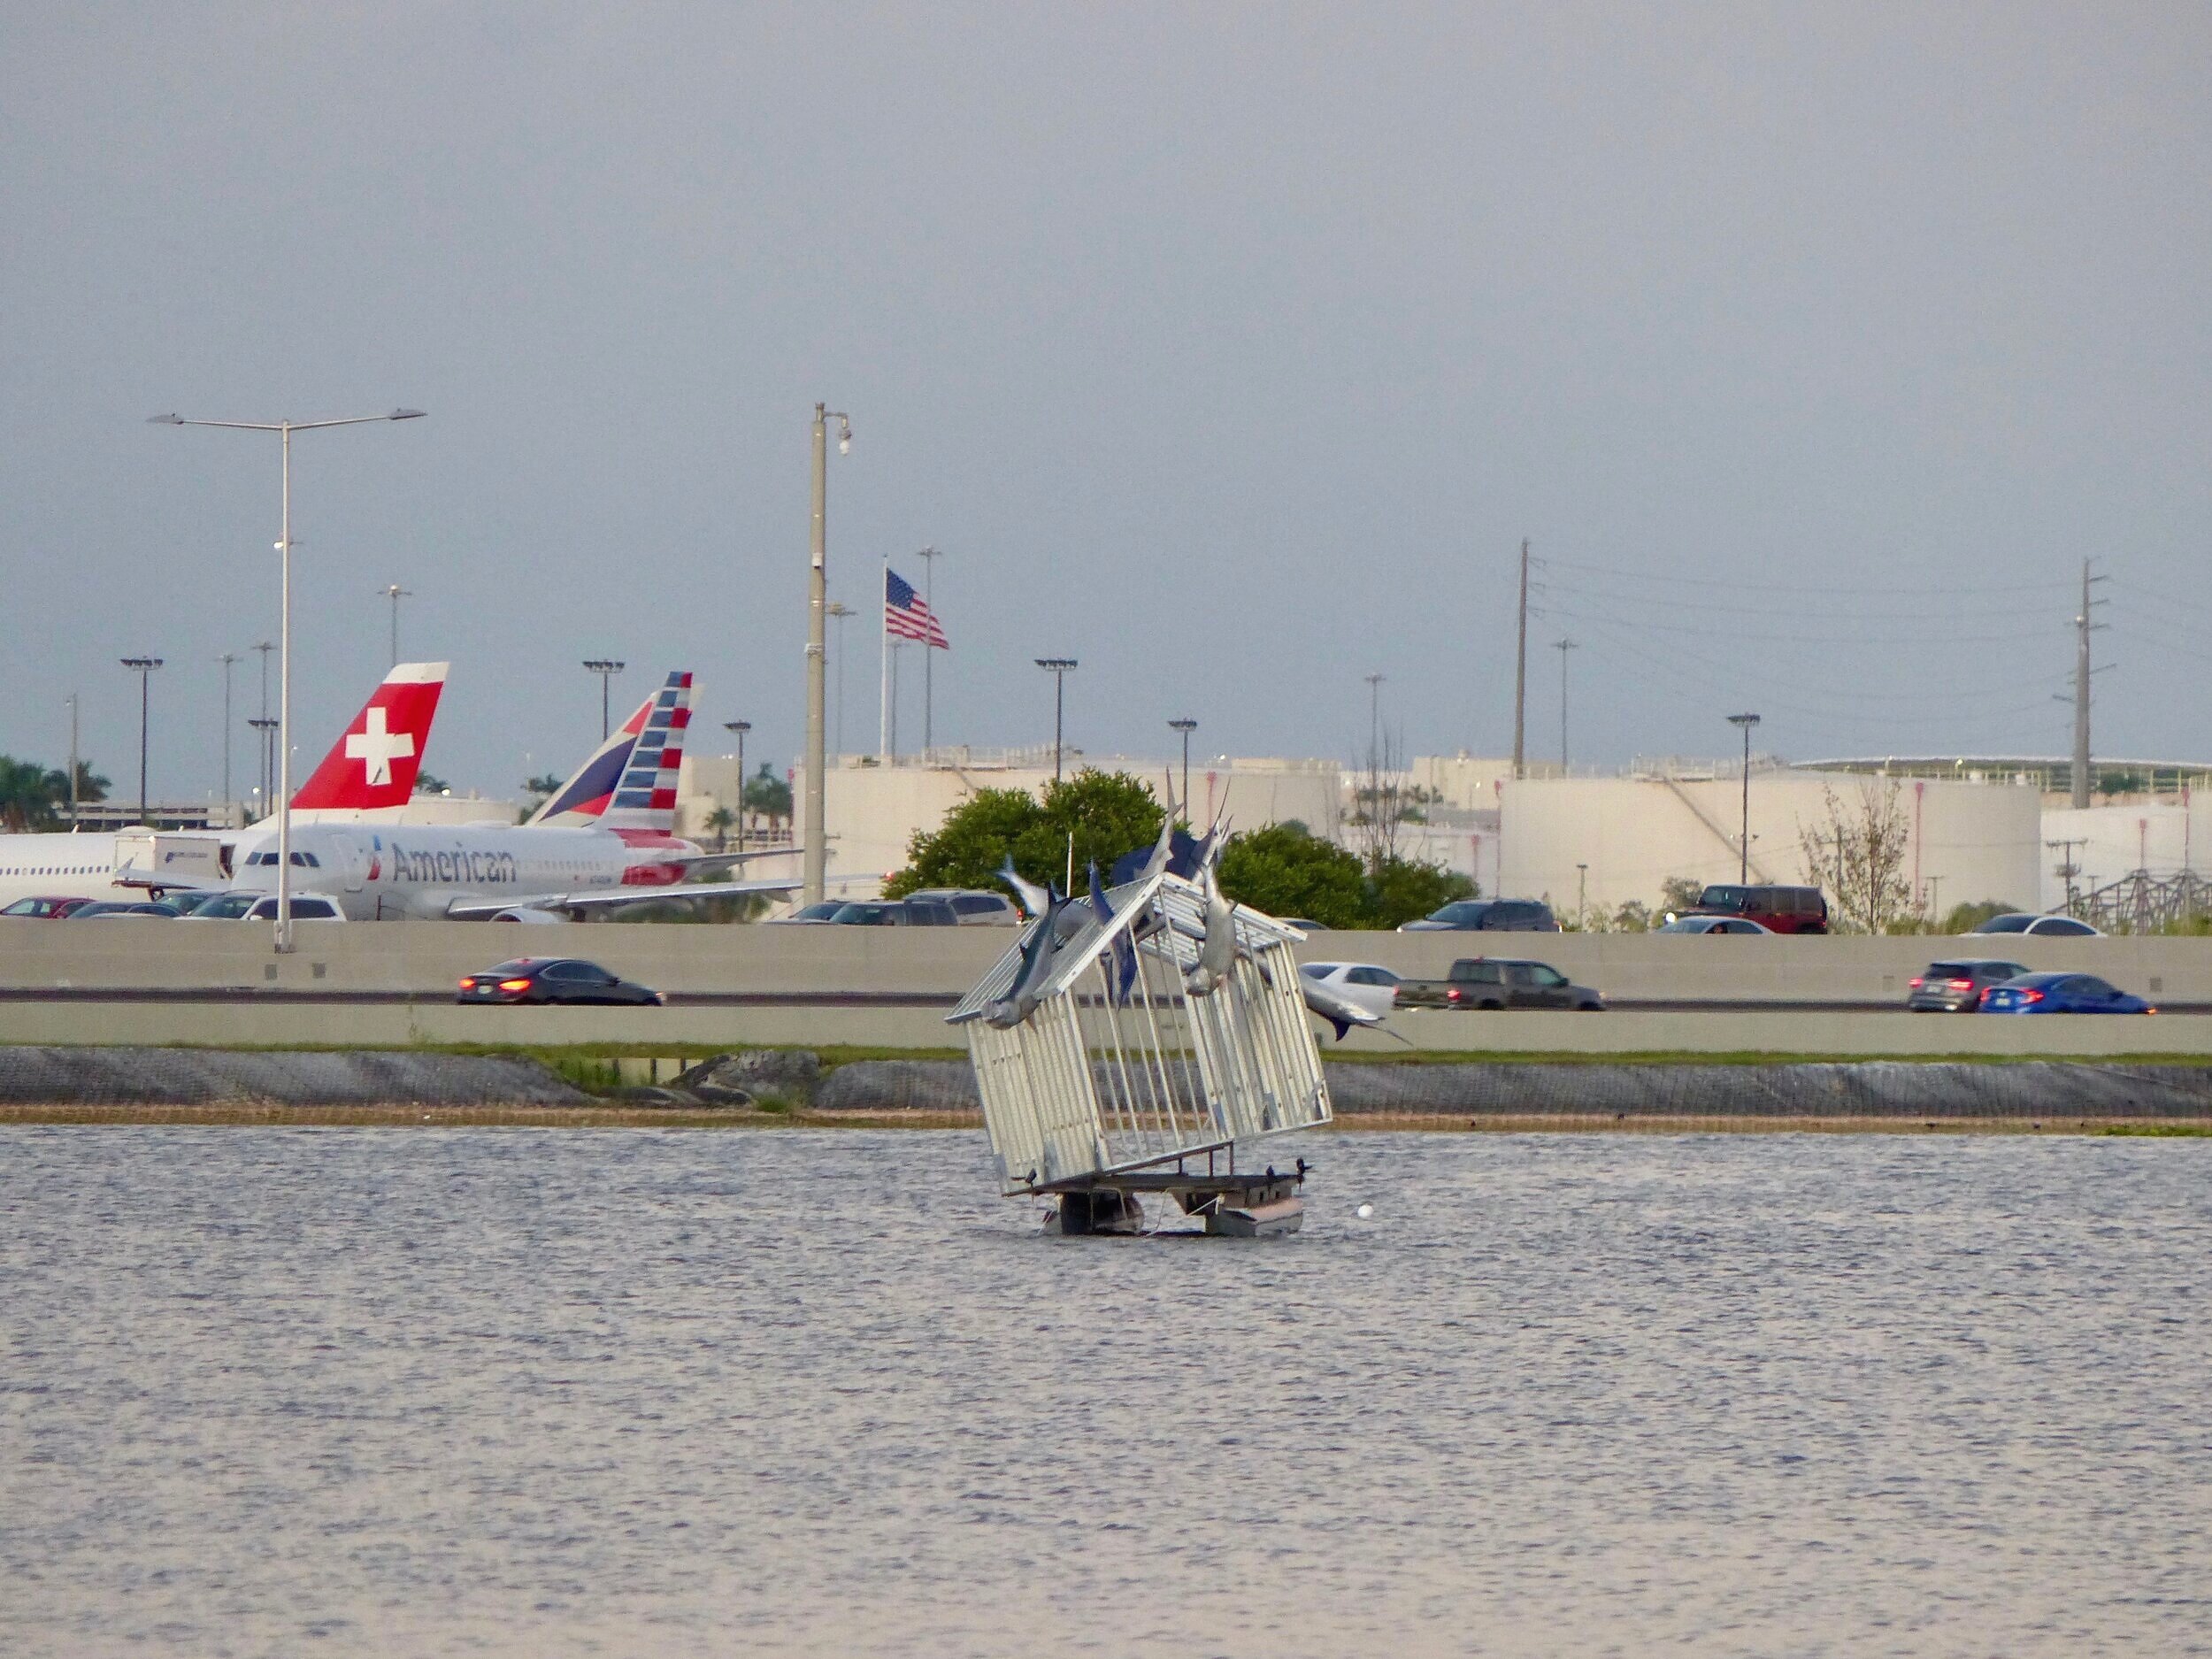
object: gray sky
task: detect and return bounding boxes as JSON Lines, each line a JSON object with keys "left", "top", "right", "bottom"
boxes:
{"left": 4, "top": 4, "right": 2208, "bottom": 804}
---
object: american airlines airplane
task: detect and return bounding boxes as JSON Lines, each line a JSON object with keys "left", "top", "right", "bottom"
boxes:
{"left": 222, "top": 672, "right": 799, "bottom": 920}
{"left": 0, "top": 662, "right": 451, "bottom": 913}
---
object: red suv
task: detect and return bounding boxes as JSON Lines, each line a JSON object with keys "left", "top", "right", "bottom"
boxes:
{"left": 1682, "top": 884, "right": 1829, "bottom": 934}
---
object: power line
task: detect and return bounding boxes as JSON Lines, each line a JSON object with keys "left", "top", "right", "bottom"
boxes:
{"left": 1536, "top": 554, "right": 2074, "bottom": 597}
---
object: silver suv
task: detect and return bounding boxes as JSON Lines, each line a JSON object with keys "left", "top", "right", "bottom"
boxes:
{"left": 904, "top": 887, "right": 1023, "bottom": 926}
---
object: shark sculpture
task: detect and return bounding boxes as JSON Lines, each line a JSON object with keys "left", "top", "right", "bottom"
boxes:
{"left": 985, "top": 887, "right": 1076, "bottom": 1029}
{"left": 996, "top": 855, "right": 1052, "bottom": 919}
{"left": 1088, "top": 861, "right": 1140, "bottom": 1004}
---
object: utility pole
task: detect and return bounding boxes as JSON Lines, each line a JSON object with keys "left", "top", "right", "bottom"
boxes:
{"left": 1552, "top": 638, "right": 1578, "bottom": 770}
{"left": 917, "top": 546, "right": 941, "bottom": 757}
{"left": 805, "top": 403, "right": 851, "bottom": 905}
{"left": 252, "top": 641, "right": 273, "bottom": 808}
{"left": 66, "top": 694, "right": 79, "bottom": 826}
{"left": 2047, "top": 836, "right": 2086, "bottom": 913}
{"left": 2070, "top": 558, "right": 2107, "bottom": 809}
{"left": 218, "top": 652, "right": 241, "bottom": 815}
{"left": 1727, "top": 712, "right": 1762, "bottom": 884}
{"left": 1512, "top": 539, "right": 1530, "bottom": 779}
{"left": 378, "top": 585, "right": 413, "bottom": 667}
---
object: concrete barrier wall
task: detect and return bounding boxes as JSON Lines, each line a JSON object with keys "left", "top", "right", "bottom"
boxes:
{"left": 2, "top": 918, "right": 2207, "bottom": 1002}
{"left": 1, "top": 998, "right": 2205, "bottom": 1057}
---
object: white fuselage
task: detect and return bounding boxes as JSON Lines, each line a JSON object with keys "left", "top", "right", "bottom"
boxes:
{"left": 0, "top": 833, "right": 129, "bottom": 909}
{"left": 227, "top": 820, "right": 694, "bottom": 919}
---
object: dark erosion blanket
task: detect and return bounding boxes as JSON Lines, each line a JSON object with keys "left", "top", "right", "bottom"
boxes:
{"left": 0, "top": 1047, "right": 588, "bottom": 1107}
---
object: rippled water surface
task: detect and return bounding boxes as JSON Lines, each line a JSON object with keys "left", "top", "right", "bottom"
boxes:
{"left": 2, "top": 1128, "right": 2208, "bottom": 1657}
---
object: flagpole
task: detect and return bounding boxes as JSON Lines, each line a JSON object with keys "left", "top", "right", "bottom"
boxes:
{"left": 917, "top": 545, "right": 940, "bottom": 760}
{"left": 879, "top": 554, "right": 891, "bottom": 761}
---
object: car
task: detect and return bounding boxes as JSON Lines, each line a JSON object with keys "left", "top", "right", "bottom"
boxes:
{"left": 457, "top": 957, "right": 665, "bottom": 1006}
{"left": 1397, "top": 956, "right": 1605, "bottom": 1010}
{"left": 67, "top": 900, "right": 186, "bottom": 918}
{"left": 902, "top": 888, "right": 1024, "bottom": 926}
{"left": 1655, "top": 915, "right": 1776, "bottom": 934}
{"left": 1296, "top": 962, "right": 1401, "bottom": 1019}
{"left": 0, "top": 895, "right": 101, "bottom": 918}
{"left": 1907, "top": 958, "right": 2030, "bottom": 1012}
{"left": 1399, "top": 898, "right": 1558, "bottom": 933}
{"left": 770, "top": 900, "right": 849, "bottom": 925}
{"left": 1674, "top": 884, "right": 1830, "bottom": 934}
{"left": 1979, "top": 972, "right": 2154, "bottom": 1014}
{"left": 1276, "top": 918, "right": 1327, "bottom": 933}
{"left": 1967, "top": 912, "right": 2102, "bottom": 938}
{"left": 216, "top": 895, "right": 348, "bottom": 923}
{"left": 176, "top": 890, "right": 265, "bottom": 919}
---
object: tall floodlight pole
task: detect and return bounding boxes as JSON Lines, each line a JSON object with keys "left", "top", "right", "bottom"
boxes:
{"left": 916, "top": 546, "right": 942, "bottom": 757}
{"left": 66, "top": 694, "right": 80, "bottom": 825}
{"left": 806, "top": 404, "right": 852, "bottom": 905}
{"left": 252, "top": 641, "right": 273, "bottom": 807}
{"left": 378, "top": 585, "right": 413, "bottom": 667}
{"left": 724, "top": 720, "right": 750, "bottom": 851}
{"left": 250, "top": 719, "right": 279, "bottom": 818}
{"left": 1513, "top": 539, "right": 1530, "bottom": 779}
{"left": 1363, "top": 672, "right": 1385, "bottom": 763}
{"left": 1553, "top": 638, "right": 1578, "bottom": 770}
{"left": 150, "top": 407, "right": 426, "bottom": 952}
{"left": 1035, "top": 659, "right": 1078, "bottom": 783}
{"left": 1727, "top": 712, "right": 1762, "bottom": 883}
{"left": 826, "top": 602, "right": 853, "bottom": 759}
{"left": 581, "top": 660, "right": 625, "bottom": 741}
{"left": 218, "top": 652, "right": 241, "bottom": 815}
{"left": 1169, "top": 718, "right": 1197, "bottom": 810}
{"left": 120, "top": 657, "right": 162, "bottom": 824}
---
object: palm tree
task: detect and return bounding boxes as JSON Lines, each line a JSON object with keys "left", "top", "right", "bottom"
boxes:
{"left": 0, "top": 757, "right": 57, "bottom": 831}
{"left": 703, "top": 805, "right": 737, "bottom": 851}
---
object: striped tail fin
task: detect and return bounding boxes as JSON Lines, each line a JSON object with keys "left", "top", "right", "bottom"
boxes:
{"left": 529, "top": 671, "right": 693, "bottom": 832}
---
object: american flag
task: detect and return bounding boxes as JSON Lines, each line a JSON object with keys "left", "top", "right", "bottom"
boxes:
{"left": 885, "top": 567, "right": 949, "bottom": 648}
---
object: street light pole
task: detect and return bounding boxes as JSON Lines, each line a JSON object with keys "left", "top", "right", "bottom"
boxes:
{"left": 218, "top": 652, "right": 241, "bottom": 816}
{"left": 826, "top": 602, "right": 853, "bottom": 759}
{"left": 1035, "top": 659, "right": 1078, "bottom": 783}
{"left": 805, "top": 403, "right": 852, "bottom": 906}
{"left": 724, "top": 720, "right": 750, "bottom": 851}
{"left": 65, "top": 694, "right": 79, "bottom": 826}
{"left": 1553, "top": 638, "right": 1578, "bottom": 771}
{"left": 1727, "top": 712, "right": 1762, "bottom": 884}
{"left": 150, "top": 406, "right": 426, "bottom": 952}
{"left": 250, "top": 719, "right": 279, "bottom": 818}
{"left": 916, "top": 546, "right": 941, "bottom": 757}
{"left": 1169, "top": 718, "right": 1197, "bottom": 810}
{"left": 378, "top": 584, "right": 413, "bottom": 667}
{"left": 120, "top": 657, "right": 162, "bottom": 824}
{"left": 252, "top": 641, "right": 273, "bottom": 808}
{"left": 1363, "top": 672, "right": 1384, "bottom": 764}
{"left": 582, "top": 660, "right": 625, "bottom": 741}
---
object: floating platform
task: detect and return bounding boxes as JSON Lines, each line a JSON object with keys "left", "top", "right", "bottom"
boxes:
{"left": 1042, "top": 1161, "right": 1311, "bottom": 1237}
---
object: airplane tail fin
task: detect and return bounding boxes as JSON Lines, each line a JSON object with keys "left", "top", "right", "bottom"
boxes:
{"left": 288, "top": 662, "right": 449, "bottom": 811}
{"left": 529, "top": 672, "right": 693, "bottom": 832}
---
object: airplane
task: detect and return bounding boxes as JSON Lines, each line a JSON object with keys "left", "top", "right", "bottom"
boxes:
{"left": 0, "top": 662, "right": 450, "bottom": 914}
{"left": 222, "top": 671, "right": 801, "bottom": 921}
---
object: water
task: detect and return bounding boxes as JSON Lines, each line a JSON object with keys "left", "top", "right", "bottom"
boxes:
{"left": 2, "top": 1128, "right": 2207, "bottom": 1658}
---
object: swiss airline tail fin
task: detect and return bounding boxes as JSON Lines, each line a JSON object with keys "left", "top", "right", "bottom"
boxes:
{"left": 288, "top": 662, "right": 449, "bottom": 811}
{"left": 529, "top": 671, "right": 693, "bottom": 832}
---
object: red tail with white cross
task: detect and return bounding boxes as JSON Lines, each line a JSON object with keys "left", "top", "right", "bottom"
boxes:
{"left": 289, "top": 662, "right": 449, "bottom": 810}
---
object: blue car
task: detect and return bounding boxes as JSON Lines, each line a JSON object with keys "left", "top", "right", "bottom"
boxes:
{"left": 1980, "top": 972, "right": 2156, "bottom": 1015}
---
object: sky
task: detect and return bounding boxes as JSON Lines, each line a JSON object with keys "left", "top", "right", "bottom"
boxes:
{"left": 3, "top": 3, "right": 2208, "bottom": 806}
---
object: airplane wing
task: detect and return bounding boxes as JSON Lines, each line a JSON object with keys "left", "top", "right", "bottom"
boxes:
{"left": 442, "top": 876, "right": 802, "bottom": 921}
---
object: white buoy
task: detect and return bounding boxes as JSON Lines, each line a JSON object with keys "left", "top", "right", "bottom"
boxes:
{"left": 1355, "top": 1202, "right": 1374, "bottom": 1219}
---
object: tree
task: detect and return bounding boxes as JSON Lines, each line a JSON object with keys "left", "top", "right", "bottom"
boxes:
{"left": 1217, "top": 824, "right": 1370, "bottom": 927}
{"left": 743, "top": 764, "right": 793, "bottom": 827}
{"left": 0, "top": 757, "right": 57, "bottom": 831}
{"left": 1797, "top": 781, "right": 1912, "bottom": 933}
{"left": 1364, "top": 854, "right": 1476, "bottom": 930}
{"left": 703, "top": 805, "right": 737, "bottom": 850}
{"left": 886, "top": 769, "right": 1167, "bottom": 902}
{"left": 49, "top": 761, "right": 106, "bottom": 810}
{"left": 521, "top": 772, "right": 564, "bottom": 812}
{"left": 1940, "top": 898, "right": 2020, "bottom": 935}
{"left": 413, "top": 772, "right": 449, "bottom": 795}
{"left": 1659, "top": 875, "right": 1705, "bottom": 917}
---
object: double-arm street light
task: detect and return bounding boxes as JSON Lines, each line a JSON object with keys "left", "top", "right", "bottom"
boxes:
{"left": 1169, "top": 718, "right": 1197, "bottom": 810}
{"left": 379, "top": 584, "right": 414, "bottom": 667}
{"left": 804, "top": 403, "right": 852, "bottom": 905}
{"left": 151, "top": 407, "right": 426, "bottom": 951}
{"left": 120, "top": 657, "right": 163, "bottom": 823}
{"left": 1035, "top": 659, "right": 1078, "bottom": 782}
{"left": 582, "top": 660, "right": 626, "bottom": 740}
{"left": 1727, "top": 712, "right": 1762, "bottom": 883}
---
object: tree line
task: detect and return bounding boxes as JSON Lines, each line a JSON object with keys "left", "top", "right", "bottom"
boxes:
{"left": 0, "top": 757, "right": 109, "bottom": 831}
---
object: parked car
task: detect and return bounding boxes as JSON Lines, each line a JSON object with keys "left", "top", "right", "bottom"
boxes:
{"left": 770, "top": 900, "right": 849, "bottom": 925}
{"left": 1968, "top": 913, "right": 2102, "bottom": 938}
{"left": 1397, "top": 956, "right": 1604, "bottom": 1010}
{"left": 1296, "top": 962, "right": 1402, "bottom": 1019}
{"left": 457, "top": 957, "right": 664, "bottom": 1006}
{"left": 1907, "top": 958, "right": 2029, "bottom": 1012}
{"left": 815, "top": 899, "right": 959, "bottom": 926}
{"left": 902, "top": 888, "right": 1023, "bottom": 926}
{"left": 228, "top": 895, "right": 347, "bottom": 922}
{"left": 0, "top": 895, "right": 101, "bottom": 918}
{"left": 68, "top": 900, "right": 186, "bottom": 918}
{"left": 1655, "top": 915, "right": 1775, "bottom": 934}
{"left": 1674, "top": 884, "right": 1829, "bottom": 933}
{"left": 1399, "top": 899, "right": 1558, "bottom": 933}
{"left": 1979, "top": 972, "right": 2154, "bottom": 1014}
{"left": 1277, "top": 918, "right": 1327, "bottom": 933}
{"left": 176, "top": 890, "right": 265, "bottom": 919}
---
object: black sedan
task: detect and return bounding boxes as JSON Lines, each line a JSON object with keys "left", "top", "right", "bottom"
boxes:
{"left": 457, "top": 957, "right": 664, "bottom": 1006}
